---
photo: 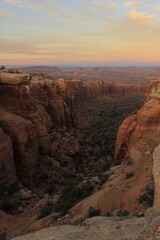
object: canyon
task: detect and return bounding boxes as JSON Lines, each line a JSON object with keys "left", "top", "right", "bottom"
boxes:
{"left": 1, "top": 66, "right": 160, "bottom": 239}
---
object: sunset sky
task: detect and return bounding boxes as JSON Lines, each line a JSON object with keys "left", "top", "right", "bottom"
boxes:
{"left": 1, "top": 0, "right": 160, "bottom": 66}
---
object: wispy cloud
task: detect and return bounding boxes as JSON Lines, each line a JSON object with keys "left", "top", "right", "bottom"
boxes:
{"left": 0, "top": 6, "right": 15, "bottom": 19}
{"left": 105, "top": 8, "right": 159, "bottom": 44}
{"left": 124, "top": 0, "right": 139, "bottom": 9}
{"left": 0, "top": 39, "right": 38, "bottom": 54}
{"left": 5, "top": 0, "right": 66, "bottom": 16}
{"left": 155, "top": 3, "right": 160, "bottom": 10}
{"left": 92, "top": 1, "right": 118, "bottom": 11}
{"left": 128, "top": 9, "right": 155, "bottom": 23}
{"left": 1, "top": 0, "right": 160, "bottom": 65}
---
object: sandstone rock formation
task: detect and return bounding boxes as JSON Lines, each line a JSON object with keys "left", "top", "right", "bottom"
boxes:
{"left": 0, "top": 68, "right": 146, "bottom": 239}
{"left": 0, "top": 71, "right": 30, "bottom": 85}
{"left": 12, "top": 216, "right": 160, "bottom": 240}
{"left": 115, "top": 80, "right": 160, "bottom": 217}
{"left": 61, "top": 78, "right": 160, "bottom": 223}
{"left": 0, "top": 69, "right": 145, "bottom": 191}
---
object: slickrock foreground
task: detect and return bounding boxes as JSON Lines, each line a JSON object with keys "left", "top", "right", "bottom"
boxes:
{"left": 12, "top": 216, "right": 160, "bottom": 240}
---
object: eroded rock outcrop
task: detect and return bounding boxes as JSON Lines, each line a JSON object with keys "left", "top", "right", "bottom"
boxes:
{"left": 115, "top": 80, "right": 160, "bottom": 163}
{"left": 0, "top": 69, "right": 145, "bottom": 191}
{"left": 112, "top": 79, "right": 160, "bottom": 214}
{"left": 0, "top": 108, "right": 38, "bottom": 189}
{"left": 64, "top": 79, "right": 160, "bottom": 222}
{"left": 0, "top": 67, "right": 148, "bottom": 239}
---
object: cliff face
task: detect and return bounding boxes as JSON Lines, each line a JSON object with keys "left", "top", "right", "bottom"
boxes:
{"left": 0, "top": 69, "right": 145, "bottom": 192}
{"left": 115, "top": 79, "right": 160, "bottom": 214}
{"left": 115, "top": 80, "right": 160, "bottom": 164}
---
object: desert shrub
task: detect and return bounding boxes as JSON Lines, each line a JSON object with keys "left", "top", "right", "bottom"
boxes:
{"left": 1, "top": 201, "right": 17, "bottom": 214}
{"left": 99, "top": 174, "right": 109, "bottom": 185}
{"left": 47, "top": 184, "right": 56, "bottom": 195}
{"left": 38, "top": 202, "right": 55, "bottom": 220}
{"left": 106, "top": 212, "right": 111, "bottom": 217}
{"left": 39, "top": 174, "right": 49, "bottom": 181}
{"left": 56, "top": 183, "right": 93, "bottom": 216}
{"left": 88, "top": 207, "right": 101, "bottom": 218}
{"left": 117, "top": 210, "right": 129, "bottom": 217}
{"left": 127, "top": 158, "right": 134, "bottom": 165}
{"left": 0, "top": 230, "right": 6, "bottom": 240}
{"left": 7, "top": 182, "right": 19, "bottom": 195}
{"left": 125, "top": 172, "right": 135, "bottom": 179}
{"left": 0, "top": 182, "right": 19, "bottom": 196}
{"left": 138, "top": 183, "right": 154, "bottom": 207}
{"left": 0, "top": 186, "right": 6, "bottom": 196}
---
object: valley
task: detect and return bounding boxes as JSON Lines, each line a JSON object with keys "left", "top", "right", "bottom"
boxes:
{"left": 1, "top": 66, "right": 160, "bottom": 240}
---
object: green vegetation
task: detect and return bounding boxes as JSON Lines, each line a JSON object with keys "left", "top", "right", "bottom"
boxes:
{"left": 38, "top": 202, "right": 55, "bottom": 220}
{"left": 0, "top": 230, "right": 6, "bottom": 240}
{"left": 126, "top": 158, "right": 135, "bottom": 166}
{"left": 0, "top": 182, "right": 19, "bottom": 197}
{"left": 1, "top": 201, "right": 18, "bottom": 214}
{"left": 56, "top": 183, "right": 94, "bottom": 216}
{"left": 99, "top": 174, "right": 109, "bottom": 185}
{"left": 138, "top": 182, "right": 154, "bottom": 207}
{"left": 117, "top": 210, "right": 130, "bottom": 217}
{"left": 125, "top": 172, "right": 135, "bottom": 179}
{"left": 0, "top": 182, "right": 20, "bottom": 214}
{"left": 88, "top": 207, "right": 101, "bottom": 218}
{"left": 77, "top": 95, "right": 144, "bottom": 172}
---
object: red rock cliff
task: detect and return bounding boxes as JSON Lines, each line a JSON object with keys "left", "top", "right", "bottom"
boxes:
{"left": 0, "top": 69, "right": 145, "bottom": 192}
{"left": 114, "top": 79, "right": 160, "bottom": 214}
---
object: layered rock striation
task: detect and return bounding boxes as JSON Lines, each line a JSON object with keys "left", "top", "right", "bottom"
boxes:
{"left": 62, "top": 79, "right": 160, "bottom": 222}
{"left": 0, "top": 68, "right": 145, "bottom": 192}
{"left": 115, "top": 79, "right": 160, "bottom": 214}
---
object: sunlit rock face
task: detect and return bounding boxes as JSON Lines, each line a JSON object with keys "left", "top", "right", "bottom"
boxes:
{"left": 115, "top": 78, "right": 160, "bottom": 215}
{"left": 116, "top": 79, "right": 160, "bottom": 164}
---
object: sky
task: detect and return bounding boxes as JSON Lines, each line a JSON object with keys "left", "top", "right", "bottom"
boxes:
{"left": 1, "top": 0, "right": 160, "bottom": 66}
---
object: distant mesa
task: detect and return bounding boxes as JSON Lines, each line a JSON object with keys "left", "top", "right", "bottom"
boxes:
{"left": 16, "top": 65, "right": 61, "bottom": 74}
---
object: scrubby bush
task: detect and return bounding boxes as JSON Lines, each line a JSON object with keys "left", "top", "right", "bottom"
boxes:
{"left": 99, "top": 174, "right": 109, "bottom": 185}
{"left": 88, "top": 207, "right": 101, "bottom": 218}
{"left": 138, "top": 183, "right": 154, "bottom": 207}
{"left": 127, "top": 158, "right": 134, "bottom": 165}
{"left": 56, "top": 183, "right": 94, "bottom": 216}
{"left": 38, "top": 202, "right": 55, "bottom": 220}
{"left": 1, "top": 201, "right": 17, "bottom": 214}
{"left": 125, "top": 172, "right": 135, "bottom": 179}
{"left": 106, "top": 212, "right": 111, "bottom": 217}
{"left": 0, "top": 230, "right": 6, "bottom": 240}
{"left": 39, "top": 174, "right": 49, "bottom": 181}
{"left": 117, "top": 210, "right": 129, "bottom": 217}
{"left": 7, "top": 182, "right": 20, "bottom": 195}
{"left": 0, "top": 182, "right": 19, "bottom": 197}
